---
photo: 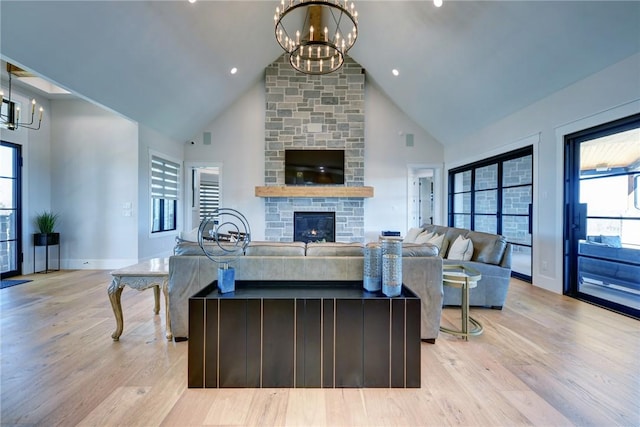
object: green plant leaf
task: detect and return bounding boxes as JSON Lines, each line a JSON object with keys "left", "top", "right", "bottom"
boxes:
{"left": 35, "top": 211, "right": 59, "bottom": 233}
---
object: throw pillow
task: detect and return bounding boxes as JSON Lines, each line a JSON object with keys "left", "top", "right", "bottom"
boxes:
{"left": 426, "top": 233, "right": 445, "bottom": 252}
{"left": 414, "top": 231, "right": 435, "bottom": 244}
{"left": 179, "top": 227, "right": 199, "bottom": 242}
{"left": 447, "top": 235, "right": 474, "bottom": 261}
{"left": 404, "top": 227, "right": 424, "bottom": 243}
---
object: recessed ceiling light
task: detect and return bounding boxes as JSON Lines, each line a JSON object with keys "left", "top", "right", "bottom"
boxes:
{"left": 188, "top": 0, "right": 197, "bottom": 4}
{"left": 230, "top": 67, "right": 238, "bottom": 75}
{"left": 434, "top": 0, "right": 443, "bottom": 7}
{"left": 392, "top": 69, "right": 399, "bottom": 76}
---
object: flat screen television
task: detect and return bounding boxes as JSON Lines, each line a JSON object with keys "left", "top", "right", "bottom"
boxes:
{"left": 285, "top": 149, "right": 345, "bottom": 185}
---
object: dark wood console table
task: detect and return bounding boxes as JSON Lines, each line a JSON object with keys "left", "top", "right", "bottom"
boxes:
{"left": 188, "top": 280, "right": 421, "bottom": 388}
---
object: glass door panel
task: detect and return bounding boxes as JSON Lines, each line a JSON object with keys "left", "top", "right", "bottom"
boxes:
{"left": 565, "top": 115, "right": 640, "bottom": 318}
{"left": 578, "top": 136, "right": 640, "bottom": 311}
{"left": 502, "top": 155, "right": 533, "bottom": 279}
{"left": 0, "top": 142, "right": 21, "bottom": 278}
{"left": 449, "top": 146, "right": 533, "bottom": 281}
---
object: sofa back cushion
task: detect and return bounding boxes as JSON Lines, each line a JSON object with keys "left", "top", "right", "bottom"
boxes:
{"left": 244, "top": 241, "right": 306, "bottom": 256}
{"left": 174, "top": 241, "right": 242, "bottom": 256}
{"left": 467, "top": 231, "right": 507, "bottom": 265}
{"left": 306, "top": 242, "right": 364, "bottom": 256}
{"left": 404, "top": 227, "right": 424, "bottom": 243}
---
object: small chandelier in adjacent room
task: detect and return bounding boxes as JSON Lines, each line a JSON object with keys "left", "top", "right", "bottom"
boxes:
{"left": 274, "top": 0, "right": 358, "bottom": 75}
{"left": 1, "top": 64, "right": 44, "bottom": 131}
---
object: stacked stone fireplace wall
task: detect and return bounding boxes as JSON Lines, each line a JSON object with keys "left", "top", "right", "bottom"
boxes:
{"left": 264, "top": 55, "right": 365, "bottom": 242}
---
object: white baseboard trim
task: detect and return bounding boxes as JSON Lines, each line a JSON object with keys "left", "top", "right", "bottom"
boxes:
{"left": 64, "top": 259, "right": 139, "bottom": 271}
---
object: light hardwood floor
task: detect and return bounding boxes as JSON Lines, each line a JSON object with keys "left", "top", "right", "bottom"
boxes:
{"left": 1, "top": 270, "right": 638, "bottom": 426}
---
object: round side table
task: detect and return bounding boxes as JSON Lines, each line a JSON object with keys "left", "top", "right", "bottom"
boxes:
{"left": 439, "top": 264, "right": 484, "bottom": 341}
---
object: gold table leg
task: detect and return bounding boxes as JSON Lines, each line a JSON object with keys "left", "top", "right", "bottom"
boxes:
{"left": 440, "top": 273, "right": 483, "bottom": 340}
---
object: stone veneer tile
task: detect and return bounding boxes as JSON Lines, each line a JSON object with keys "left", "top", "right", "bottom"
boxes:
{"left": 264, "top": 55, "right": 366, "bottom": 242}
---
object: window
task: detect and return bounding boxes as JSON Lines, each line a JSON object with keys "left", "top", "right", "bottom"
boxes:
{"left": 199, "top": 179, "right": 220, "bottom": 222}
{"left": 151, "top": 154, "right": 180, "bottom": 233}
{"left": 448, "top": 146, "right": 533, "bottom": 281}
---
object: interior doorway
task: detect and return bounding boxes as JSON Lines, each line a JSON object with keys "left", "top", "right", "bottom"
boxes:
{"left": 184, "top": 163, "right": 222, "bottom": 232}
{"left": 407, "top": 165, "right": 442, "bottom": 229}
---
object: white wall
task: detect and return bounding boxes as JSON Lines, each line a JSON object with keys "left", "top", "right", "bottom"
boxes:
{"left": 184, "top": 81, "right": 266, "bottom": 240}
{"left": 364, "top": 82, "right": 445, "bottom": 242}
{"left": 50, "top": 99, "right": 139, "bottom": 269}
{"left": 446, "top": 53, "right": 640, "bottom": 294}
{"left": 138, "top": 124, "right": 183, "bottom": 260}
{"left": 182, "top": 78, "right": 446, "bottom": 243}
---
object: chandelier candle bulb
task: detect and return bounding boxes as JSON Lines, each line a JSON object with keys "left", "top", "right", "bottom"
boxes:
{"left": 274, "top": 0, "right": 358, "bottom": 75}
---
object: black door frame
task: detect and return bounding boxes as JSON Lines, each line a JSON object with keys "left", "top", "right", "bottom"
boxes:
{"left": 0, "top": 140, "right": 23, "bottom": 279}
{"left": 448, "top": 145, "right": 534, "bottom": 282}
{"left": 563, "top": 113, "right": 640, "bottom": 319}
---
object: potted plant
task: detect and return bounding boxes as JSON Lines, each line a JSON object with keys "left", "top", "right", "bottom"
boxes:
{"left": 34, "top": 211, "right": 60, "bottom": 246}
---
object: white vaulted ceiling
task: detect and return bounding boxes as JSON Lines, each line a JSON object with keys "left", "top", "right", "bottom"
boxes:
{"left": 1, "top": 0, "right": 639, "bottom": 145}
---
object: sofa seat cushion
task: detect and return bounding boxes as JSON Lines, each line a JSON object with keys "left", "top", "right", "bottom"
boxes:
{"left": 245, "top": 241, "right": 306, "bottom": 256}
{"left": 306, "top": 242, "right": 364, "bottom": 256}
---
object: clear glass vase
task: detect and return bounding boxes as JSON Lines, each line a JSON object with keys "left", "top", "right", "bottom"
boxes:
{"left": 382, "top": 253, "right": 402, "bottom": 297}
{"left": 363, "top": 243, "right": 382, "bottom": 292}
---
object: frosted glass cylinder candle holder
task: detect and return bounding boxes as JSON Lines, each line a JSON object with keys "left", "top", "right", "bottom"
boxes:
{"left": 382, "top": 254, "right": 402, "bottom": 297}
{"left": 381, "top": 239, "right": 402, "bottom": 258}
{"left": 217, "top": 265, "right": 236, "bottom": 294}
{"left": 363, "top": 244, "right": 382, "bottom": 292}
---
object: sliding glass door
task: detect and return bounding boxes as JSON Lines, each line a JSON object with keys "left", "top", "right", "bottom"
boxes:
{"left": 449, "top": 146, "right": 533, "bottom": 281}
{"left": 564, "top": 113, "right": 639, "bottom": 318}
{"left": 0, "top": 141, "right": 22, "bottom": 279}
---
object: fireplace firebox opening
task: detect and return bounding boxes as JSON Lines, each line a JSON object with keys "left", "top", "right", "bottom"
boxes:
{"left": 294, "top": 211, "right": 336, "bottom": 243}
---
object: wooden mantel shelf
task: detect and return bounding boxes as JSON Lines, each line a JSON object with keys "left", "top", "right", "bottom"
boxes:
{"left": 255, "top": 186, "right": 374, "bottom": 198}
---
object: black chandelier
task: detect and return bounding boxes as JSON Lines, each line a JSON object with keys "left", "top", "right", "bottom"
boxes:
{"left": 274, "top": 0, "right": 358, "bottom": 75}
{"left": 1, "top": 64, "right": 44, "bottom": 131}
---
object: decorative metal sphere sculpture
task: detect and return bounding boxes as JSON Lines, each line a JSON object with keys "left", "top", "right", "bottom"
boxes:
{"left": 197, "top": 208, "right": 251, "bottom": 264}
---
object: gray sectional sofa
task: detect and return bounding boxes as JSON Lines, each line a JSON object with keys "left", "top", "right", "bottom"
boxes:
{"left": 168, "top": 240, "right": 443, "bottom": 342}
{"left": 419, "top": 224, "right": 513, "bottom": 309}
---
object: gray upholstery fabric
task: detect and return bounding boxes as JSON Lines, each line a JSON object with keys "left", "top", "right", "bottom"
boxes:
{"left": 173, "top": 241, "right": 243, "bottom": 256}
{"left": 467, "top": 231, "right": 508, "bottom": 265}
{"left": 244, "top": 241, "right": 306, "bottom": 256}
{"left": 422, "top": 224, "right": 512, "bottom": 309}
{"left": 306, "top": 242, "right": 364, "bottom": 256}
{"left": 401, "top": 243, "right": 439, "bottom": 257}
{"left": 168, "top": 247, "right": 443, "bottom": 341}
{"left": 442, "top": 259, "right": 511, "bottom": 307}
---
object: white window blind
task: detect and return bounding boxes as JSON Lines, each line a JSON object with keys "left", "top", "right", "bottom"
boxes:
{"left": 199, "top": 180, "right": 220, "bottom": 221}
{"left": 151, "top": 156, "right": 180, "bottom": 199}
